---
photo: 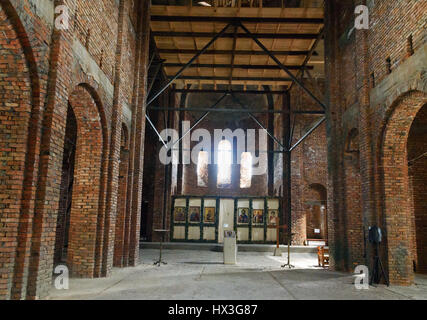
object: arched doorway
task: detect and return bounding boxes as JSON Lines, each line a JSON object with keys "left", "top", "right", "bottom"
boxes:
{"left": 407, "top": 104, "right": 427, "bottom": 274}
{"left": 53, "top": 85, "right": 106, "bottom": 278}
{"left": 381, "top": 90, "right": 427, "bottom": 285}
{"left": 305, "top": 183, "right": 328, "bottom": 242}
{"left": 54, "top": 104, "right": 77, "bottom": 264}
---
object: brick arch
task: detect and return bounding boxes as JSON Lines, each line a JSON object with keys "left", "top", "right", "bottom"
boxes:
{"left": 380, "top": 90, "right": 427, "bottom": 285}
{"left": 66, "top": 85, "right": 107, "bottom": 278}
{"left": 74, "top": 82, "right": 111, "bottom": 278}
{"left": 0, "top": 1, "right": 41, "bottom": 300}
{"left": 304, "top": 183, "right": 328, "bottom": 241}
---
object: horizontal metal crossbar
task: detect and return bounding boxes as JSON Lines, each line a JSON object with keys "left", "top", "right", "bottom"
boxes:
{"left": 147, "top": 106, "right": 325, "bottom": 115}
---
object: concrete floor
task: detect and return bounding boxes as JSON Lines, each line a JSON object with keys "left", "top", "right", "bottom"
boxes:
{"left": 47, "top": 249, "right": 427, "bottom": 300}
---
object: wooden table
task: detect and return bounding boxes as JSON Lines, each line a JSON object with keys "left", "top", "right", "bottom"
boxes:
{"left": 153, "top": 229, "right": 169, "bottom": 266}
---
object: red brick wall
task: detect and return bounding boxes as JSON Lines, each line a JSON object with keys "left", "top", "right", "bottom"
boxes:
{"left": 54, "top": 104, "right": 77, "bottom": 265}
{"left": 277, "top": 80, "right": 328, "bottom": 245}
{"left": 0, "top": 5, "right": 32, "bottom": 299}
{"left": 368, "top": 1, "right": 426, "bottom": 87}
{"left": 181, "top": 92, "right": 270, "bottom": 198}
{"left": 343, "top": 128, "right": 364, "bottom": 268}
{"left": 0, "top": 0, "right": 150, "bottom": 299}
{"left": 66, "top": 86, "right": 105, "bottom": 278}
{"left": 181, "top": 117, "right": 270, "bottom": 198}
{"left": 325, "top": 0, "right": 427, "bottom": 284}
{"left": 113, "top": 124, "right": 130, "bottom": 267}
{"left": 407, "top": 104, "right": 427, "bottom": 274}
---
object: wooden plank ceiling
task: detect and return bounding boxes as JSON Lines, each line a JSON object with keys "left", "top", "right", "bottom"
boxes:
{"left": 150, "top": 4, "right": 324, "bottom": 88}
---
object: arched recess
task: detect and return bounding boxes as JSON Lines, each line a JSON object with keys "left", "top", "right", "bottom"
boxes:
{"left": 407, "top": 103, "right": 427, "bottom": 275}
{"left": 61, "top": 85, "right": 108, "bottom": 278}
{"left": 305, "top": 183, "right": 328, "bottom": 241}
{"left": 343, "top": 128, "right": 364, "bottom": 267}
{"left": 54, "top": 104, "right": 77, "bottom": 264}
{"left": 0, "top": 0, "right": 41, "bottom": 300}
{"left": 381, "top": 90, "right": 427, "bottom": 285}
{"left": 113, "top": 123, "right": 130, "bottom": 267}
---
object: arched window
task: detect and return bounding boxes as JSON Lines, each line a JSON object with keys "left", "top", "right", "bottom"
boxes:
{"left": 240, "top": 152, "right": 252, "bottom": 188}
{"left": 197, "top": 151, "right": 209, "bottom": 187}
{"left": 217, "top": 140, "right": 232, "bottom": 187}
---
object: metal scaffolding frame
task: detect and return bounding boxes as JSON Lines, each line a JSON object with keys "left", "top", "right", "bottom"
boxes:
{"left": 146, "top": 20, "right": 327, "bottom": 248}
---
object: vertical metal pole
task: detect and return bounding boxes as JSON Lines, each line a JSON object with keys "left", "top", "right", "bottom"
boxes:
{"left": 287, "top": 149, "right": 292, "bottom": 247}
{"left": 286, "top": 90, "right": 292, "bottom": 254}
{"left": 281, "top": 91, "right": 294, "bottom": 269}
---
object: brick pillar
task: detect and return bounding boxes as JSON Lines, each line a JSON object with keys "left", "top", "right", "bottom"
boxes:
{"left": 128, "top": 0, "right": 150, "bottom": 266}
{"left": 324, "top": 0, "right": 347, "bottom": 271}
{"left": 113, "top": 143, "right": 130, "bottom": 267}
{"left": 99, "top": 0, "right": 127, "bottom": 278}
{"left": 0, "top": 2, "right": 41, "bottom": 300}
{"left": 354, "top": 0, "right": 376, "bottom": 271}
{"left": 122, "top": 2, "right": 144, "bottom": 268}
{"left": 26, "top": 14, "right": 74, "bottom": 298}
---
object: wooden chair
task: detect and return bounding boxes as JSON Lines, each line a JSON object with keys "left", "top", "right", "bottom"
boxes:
{"left": 317, "top": 246, "right": 329, "bottom": 267}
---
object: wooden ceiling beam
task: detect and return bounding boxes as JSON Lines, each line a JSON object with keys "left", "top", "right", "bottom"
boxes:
{"left": 164, "top": 63, "right": 314, "bottom": 70}
{"left": 151, "top": 15, "right": 324, "bottom": 24}
{"left": 172, "top": 89, "right": 286, "bottom": 94}
{"left": 152, "top": 31, "right": 319, "bottom": 39}
{"left": 157, "top": 49, "right": 311, "bottom": 56}
{"left": 168, "top": 75, "right": 293, "bottom": 81}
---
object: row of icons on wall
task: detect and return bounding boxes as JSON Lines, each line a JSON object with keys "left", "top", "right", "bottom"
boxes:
{"left": 174, "top": 207, "right": 279, "bottom": 225}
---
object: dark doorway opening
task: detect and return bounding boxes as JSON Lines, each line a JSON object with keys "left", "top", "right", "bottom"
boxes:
{"left": 54, "top": 104, "right": 77, "bottom": 264}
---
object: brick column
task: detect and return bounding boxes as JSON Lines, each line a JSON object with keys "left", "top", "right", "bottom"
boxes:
{"left": 128, "top": 0, "right": 150, "bottom": 266}
{"left": 354, "top": 0, "right": 376, "bottom": 270}
{"left": 324, "top": 0, "right": 348, "bottom": 271}
{"left": 99, "top": 0, "right": 127, "bottom": 278}
{"left": 26, "top": 6, "right": 74, "bottom": 298}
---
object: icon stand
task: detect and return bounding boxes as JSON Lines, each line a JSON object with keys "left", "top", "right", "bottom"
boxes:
{"left": 153, "top": 229, "right": 169, "bottom": 267}
{"left": 281, "top": 235, "right": 295, "bottom": 269}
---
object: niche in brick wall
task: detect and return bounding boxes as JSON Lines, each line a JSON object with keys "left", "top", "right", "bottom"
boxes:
{"left": 54, "top": 104, "right": 77, "bottom": 264}
{"left": 344, "top": 128, "right": 360, "bottom": 169}
{"left": 305, "top": 183, "right": 328, "bottom": 241}
{"left": 407, "top": 103, "right": 427, "bottom": 274}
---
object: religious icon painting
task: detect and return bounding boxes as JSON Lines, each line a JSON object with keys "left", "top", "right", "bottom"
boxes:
{"left": 237, "top": 208, "right": 250, "bottom": 225}
{"left": 188, "top": 207, "right": 201, "bottom": 223}
{"left": 268, "top": 210, "right": 279, "bottom": 226}
{"left": 204, "top": 207, "right": 216, "bottom": 224}
{"left": 252, "top": 209, "right": 264, "bottom": 225}
{"left": 174, "top": 207, "right": 186, "bottom": 223}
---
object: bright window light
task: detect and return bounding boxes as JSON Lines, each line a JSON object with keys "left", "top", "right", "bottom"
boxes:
{"left": 198, "top": 1, "right": 212, "bottom": 7}
{"left": 197, "top": 151, "right": 209, "bottom": 187}
{"left": 240, "top": 152, "right": 252, "bottom": 188}
{"left": 217, "top": 140, "right": 232, "bottom": 187}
